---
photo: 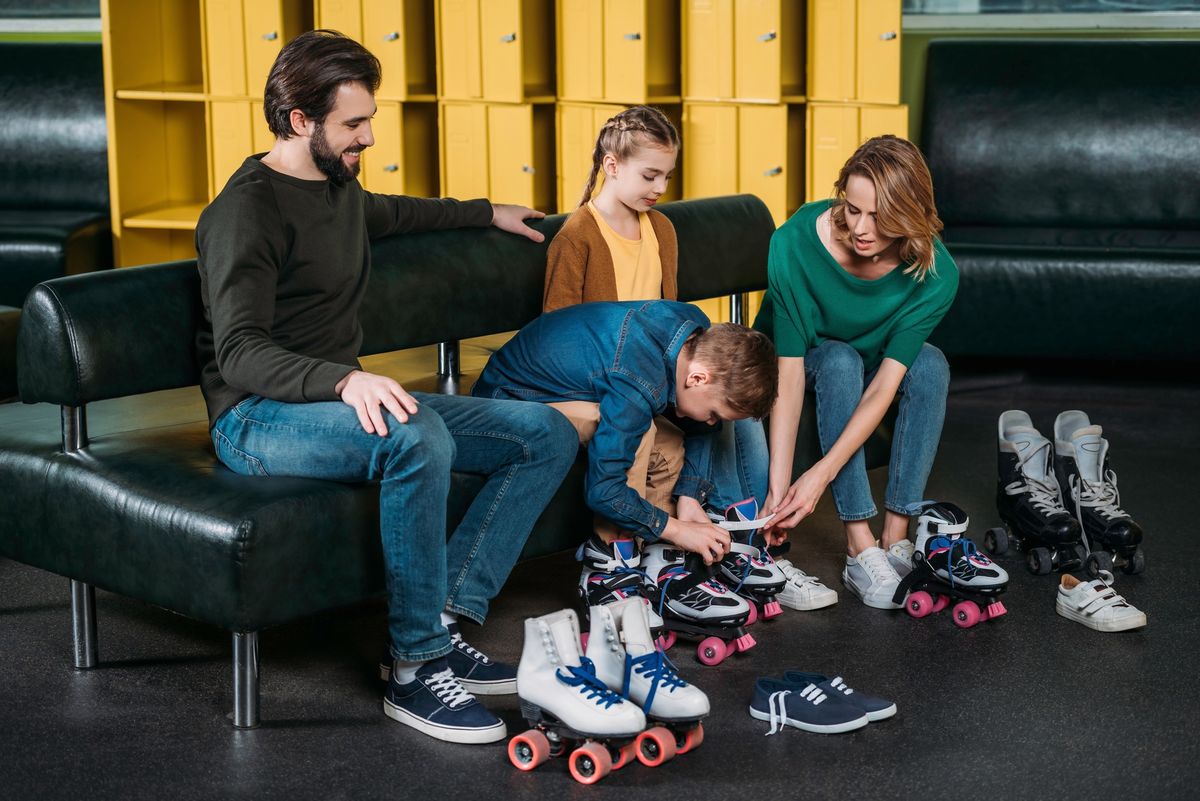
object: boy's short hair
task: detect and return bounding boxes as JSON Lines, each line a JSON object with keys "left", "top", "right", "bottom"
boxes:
{"left": 687, "top": 323, "right": 778, "bottom": 419}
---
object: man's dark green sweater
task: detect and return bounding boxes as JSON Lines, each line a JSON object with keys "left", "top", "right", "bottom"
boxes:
{"left": 196, "top": 156, "right": 492, "bottom": 428}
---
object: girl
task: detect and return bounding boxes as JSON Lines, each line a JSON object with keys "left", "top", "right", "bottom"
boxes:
{"left": 543, "top": 105, "right": 680, "bottom": 311}
{"left": 757, "top": 135, "right": 957, "bottom": 611}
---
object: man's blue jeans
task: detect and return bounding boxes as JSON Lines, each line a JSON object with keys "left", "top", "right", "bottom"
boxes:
{"left": 211, "top": 392, "right": 578, "bottom": 662}
{"left": 805, "top": 340, "right": 950, "bottom": 521}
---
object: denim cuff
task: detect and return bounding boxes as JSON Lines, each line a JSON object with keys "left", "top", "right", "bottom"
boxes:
{"left": 446, "top": 602, "right": 485, "bottom": 626}
{"left": 389, "top": 641, "right": 454, "bottom": 663}
{"left": 672, "top": 473, "right": 715, "bottom": 504}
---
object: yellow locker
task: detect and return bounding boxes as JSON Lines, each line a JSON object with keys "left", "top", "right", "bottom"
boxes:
{"left": 682, "top": 0, "right": 733, "bottom": 101}
{"left": 317, "top": 0, "right": 363, "bottom": 41}
{"left": 807, "top": 0, "right": 856, "bottom": 102}
{"left": 855, "top": 0, "right": 901, "bottom": 105}
{"left": 243, "top": 1, "right": 310, "bottom": 99}
{"left": 559, "top": 0, "right": 606, "bottom": 102}
{"left": 437, "top": 0, "right": 482, "bottom": 98}
{"left": 364, "top": 0, "right": 409, "bottom": 100}
{"left": 440, "top": 102, "right": 489, "bottom": 200}
{"left": 439, "top": 0, "right": 552, "bottom": 102}
{"left": 557, "top": 103, "right": 605, "bottom": 211}
{"left": 205, "top": 0, "right": 246, "bottom": 97}
{"left": 682, "top": 103, "right": 738, "bottom": 201}
{"left": 210, "top": 100, "right": 253, "bottom": 195}
{"left": 362, "top": 102, "right": 438, "bottom": 197}
{"left": 604, "top": 0, "right": 647, "bottom": 105}
{"left": 858, "top": 104, "right": 908, "bottom": 141}
{"left": 733, "top": 0, "right": 780, "bottom": 102}
{"left": 807, "top": 102, "right": 909, "bottom": 202}
{"left": 738, "top": 104, "right": 803, "bottom": 227}
{"left": 488, "top": 104, "right": 555, "bottom": 211}
{"left": 481, "top": 0, "right": 524, "bottom": 102}
{"left": 249, "top": 101, "right": 275, "bottom": 153}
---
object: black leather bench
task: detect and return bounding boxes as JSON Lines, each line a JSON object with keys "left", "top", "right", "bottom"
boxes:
{"left": 0, "top": 41, "right": 112, "bottom": 401}
{"left": 921, "top": 39, "right": 1200, "bottom": 364}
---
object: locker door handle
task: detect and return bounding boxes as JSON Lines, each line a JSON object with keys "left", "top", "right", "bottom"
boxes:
{"left": 383, "top": 164, "right": 399, "bottom": 173}
{"left": 879, "top": 31, "right": 897, "bottom": 41}
{"left": 763, "top": 166, "right": 783, "bottom": 177}
{"left": 758, "top": 31, "right": 777, "bottom": 42}
{"left": 384, "top": 31, "right": 400, "bottom": 42}
{"left": 261, "top": 31, "right": 278, "bottom": 41}
{"left": 522, "top": 165, "right": 536, "bottom": 174}
{"left": 500, "top": 32, "right": 517, "bottom": 43}
{"left": 624, "top": 32, "right": 642, "bottom": 40}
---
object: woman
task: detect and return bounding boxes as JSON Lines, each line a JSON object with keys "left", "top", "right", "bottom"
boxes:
{"left": 756, "top": 135, "right": 957, "bottom": 610}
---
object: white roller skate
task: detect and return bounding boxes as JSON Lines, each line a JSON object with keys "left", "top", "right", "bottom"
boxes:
{"left": 508, "top": 609, "right": 647, "bottom": 784}
{"left": 640, "top": 542, "right": 755, "bottom": 665}
{"left": 586, "top": 597, "right": 709, "bottom": 764}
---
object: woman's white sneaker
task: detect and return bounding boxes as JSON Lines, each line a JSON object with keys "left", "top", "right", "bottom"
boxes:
{"left": 1056, "top": 571, "right": 1146, "bottom": 632}
{"left": 841, "top": 547, "right": 904, "bottom": 610}
{"left": 776, "top": 559, "right": 838, "bottom": 610}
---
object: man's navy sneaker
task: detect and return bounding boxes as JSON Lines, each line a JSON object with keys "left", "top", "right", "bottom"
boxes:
{"left": 379, "top": 623, "right": 517, "bottom": 695}
{"left": 783, "top": 671, "right": 897, "bottom": 721}
{"left": 382, "top": 656, "right": 507, "bottom": 744}
{"left": 749, "top": 678, "right": 868, "bottom": 735}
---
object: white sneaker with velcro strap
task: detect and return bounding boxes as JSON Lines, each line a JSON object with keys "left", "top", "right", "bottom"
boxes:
{"left": 1055, "top": 571, "right": 1147, "bottom": 632}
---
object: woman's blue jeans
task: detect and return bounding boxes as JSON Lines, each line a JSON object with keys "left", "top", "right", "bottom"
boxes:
{"left": 805, "top": 340, "right": 950, "bottom": 521}
{"left": 211, "top": 392, "right": 578, "bottom": 662}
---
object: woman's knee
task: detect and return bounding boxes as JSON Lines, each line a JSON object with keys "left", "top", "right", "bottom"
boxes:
{"left": 905, "top": 344, "right": 950, "bottom": 398}
{"left": 810, "top": 341, "right": 864, "bottom": 392}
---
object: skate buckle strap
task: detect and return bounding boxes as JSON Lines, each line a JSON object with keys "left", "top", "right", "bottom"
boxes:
{"left": 556, "top": 656, "right": 624, "bottom": 709}
{"left": 1074, "top": 571, "right": 1131, "bottom": 615}
{"left": 709, "top": 513, "right": 776, "bottom": 532}
{"left": 623, "top": 650, "right": 686, "bottom": 713}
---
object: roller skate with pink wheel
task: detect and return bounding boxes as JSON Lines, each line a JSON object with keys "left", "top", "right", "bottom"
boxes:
{"left": 707, "top": 498, "right": 787, "bottom": 624}
{"left": 891, "top": 502, "right": 1009, "bottom": 629}
{"left": 575, "top": 534, "right": 666, "bottom": 650}
{"left": 586, "top": 597, "right": 709, "bottom": 765}
{"left": 507, "top": 609, "right": 647, "bottom": 785}
{"left": 640, "top": 543, "right": 755, "bottom": 666}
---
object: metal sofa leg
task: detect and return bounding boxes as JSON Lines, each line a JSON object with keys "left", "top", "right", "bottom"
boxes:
{"left": 70, "top": 579, "right": 97, "bottom": 668}
{"left": 232, "top": 631, "right": 260, "bottom": 729}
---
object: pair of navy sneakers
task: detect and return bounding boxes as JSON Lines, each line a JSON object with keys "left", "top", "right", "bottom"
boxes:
{"left": 380, "top": 622, "right": 518, "bottom": 744}
{"left": 749, "top": 671, "right": 897, "bottom": 735}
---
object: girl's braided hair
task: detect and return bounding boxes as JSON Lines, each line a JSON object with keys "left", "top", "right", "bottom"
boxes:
{"left": 579, "top": 106, "right": 680, "bottom": 208}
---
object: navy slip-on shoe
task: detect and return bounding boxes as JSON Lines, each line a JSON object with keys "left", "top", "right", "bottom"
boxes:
{"left": 382, "top": 657, "right": 506, "bottom": 744}
{"left": 783, "top": 671, "right": 897, "bottom": 721}
{"left": 749, "top": 678, "right": 868, "bottom": 735}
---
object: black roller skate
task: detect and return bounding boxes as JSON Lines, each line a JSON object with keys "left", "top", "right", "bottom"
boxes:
{"left": 987, "top": 410, "right": 1086, "bottom": 575}
{"left": 893, "top": 502, "right": 1009, "bottom": 629}
{"left": 575, "top": 535, "right": 666, "bottom": 647}
{"left": 1054, "top": 411, "right": 1146, "bottom": 577}
{"left": 707, "top": 498, "right": 787, "bottom": 624}
{"left": 640, "top": 544, "right": 755, "bottom": 666}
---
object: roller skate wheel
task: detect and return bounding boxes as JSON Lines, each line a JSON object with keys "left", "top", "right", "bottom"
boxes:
{"left": 1070, "top": 543, "right": 1088, "bottom": 568}
{"left": 675, "top": 722, "right": 704, "bottom": 755}
{"left": 931, "top": 594, "right": 950, "bottom": 613}
{"left": 610, "top": 742, "right": 637, "bottom": 771}
{"left": 1121, "top": 547, "right": 1146, "bottom": 575}
{"left": 733, "top": 632, "right": 757, "bottom": 653}
{"left": 762, "top": 600, "right": 783, "bottom": 619}
{"left": 508, "top": 730, "right": 551, "bottom": 772}
{"left": 697, "top": 636, "right": 727, "bottom": 666}
{"left": 985, "top": 527, "right": 1009, "bottom": 555}
{"left": 905, "top": 590, "right": 935, "bottom": 618}
{"left": 952, "top": 600, "right": 982, "bottom": 629}
{"left": 635, "top": 726, "right": 677, "bottom": 767}
{"left": 1026, "top": 547, "right": 1053, "bottom": 576}
{"left": 1085, "top": 551, "right": 1113, "bottom": 579}
{"left": 744, "top": 601, "right": 758, "bottom": 626}
{"left": 656, "top": 630, "right": 677, "bottom": 651}
{"left": 569, "top": 742, "right": 613, "bottom": 784}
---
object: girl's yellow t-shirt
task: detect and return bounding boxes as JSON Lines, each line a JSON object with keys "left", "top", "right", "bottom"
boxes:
{"left": 587, "top": 200, "right": 662, "bottom": 301}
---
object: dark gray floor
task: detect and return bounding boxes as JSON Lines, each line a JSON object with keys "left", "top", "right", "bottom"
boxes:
{"left": 2, "top": 372, "right": 1198, "bottom": 801}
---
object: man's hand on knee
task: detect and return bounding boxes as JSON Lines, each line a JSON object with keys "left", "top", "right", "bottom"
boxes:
{"left": 660, "top": 517, "right": 731, "bottom": 565}
{"left": 336, "top": 370, "right": 420, "bottom": 436}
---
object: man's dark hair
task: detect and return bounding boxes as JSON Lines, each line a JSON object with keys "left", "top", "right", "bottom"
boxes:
{"left": 263, "top": 29, "right": 381, "bottom": 139}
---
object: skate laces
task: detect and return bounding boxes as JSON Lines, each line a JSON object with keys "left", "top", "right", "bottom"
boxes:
{"left": 624, "top": 649, "right": 687, "bottom": 713}
{"left": 424, "top": 667, "right": 474, "bottom": 709}
{"left": 556, "top": 656, "right": 623, "bottom": 709}
{"left": 765, "top": 684, "right": 827, "bottom": 736}
{"left": 1007, "top": 441, "right": 1067, "bottom": 515}
{"left": 927, "top": 536, "right": 987, "bottom": 587}
{"left": 1070, "top": 471, "right": 1128, "bottom": 521}
{"left": 450, "top": 633, "right": 491, "bottom": 665}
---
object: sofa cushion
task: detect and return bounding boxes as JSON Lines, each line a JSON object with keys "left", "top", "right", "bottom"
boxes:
{"left": 0, "top": 305, "right": 17, "bottom": 401}
{"left": 0, "top": 210, "right": 112, "bottom": 305}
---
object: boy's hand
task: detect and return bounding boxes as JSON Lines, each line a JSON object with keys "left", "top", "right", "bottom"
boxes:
{"left": 336, "top": 370, "right": 419, "bottom": 436}
{"left": 675, "top": 495, "right": 710, "bottom": 524}
{"left": 491, "top": 203, "right": 546, "bottom": 243}
{"left": 661, "top": 517, "right": 730, "bottom": 565}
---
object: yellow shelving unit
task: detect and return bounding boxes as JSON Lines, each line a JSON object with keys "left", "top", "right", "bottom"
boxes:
{"left": 806, "top": 101, "right": 909, "bottom": 202}
{"left": 558, "top": 0, "right": 680, "bottom": 105}
{"left": 435, "top": 0, "right": 555, "bottom": 103}
{"left": 439, "top": 101, "right": 555, "bottom": 212}
{"left": 682, "top": 0, "right": 805, "bottom": 104}
{"left": 808, "top": 0, "right": 901, "bottom": 104}
{"left": 318, "top": 0, "right": 436, "bottom": 100}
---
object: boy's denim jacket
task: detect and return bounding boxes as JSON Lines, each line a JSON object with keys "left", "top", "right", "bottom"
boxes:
{"left": 472, "top": 300, "right": 719, "bottom": 541}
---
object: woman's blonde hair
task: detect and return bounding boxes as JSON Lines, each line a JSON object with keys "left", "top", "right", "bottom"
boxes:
{"left": 579, "top": 106, "right": 680, "bottom": 208}
{"left": 829, "top": 135, "right": 944, "bottom": 280}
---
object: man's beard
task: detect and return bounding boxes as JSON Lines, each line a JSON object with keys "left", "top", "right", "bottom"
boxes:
{"left": 309, "top": 120, "right": 360, "bottom": 184}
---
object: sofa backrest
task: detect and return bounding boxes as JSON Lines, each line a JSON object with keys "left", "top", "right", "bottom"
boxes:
{"left": 922, "top": 39, "right": 1200, "bottom": 230}
{"left": 0, "top": 42, "right": 110, "bottom": 212}
{"left": 17, "top": 194, "right": 775, "bottom": 406}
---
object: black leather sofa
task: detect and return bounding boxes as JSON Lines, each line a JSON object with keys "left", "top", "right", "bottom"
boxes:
{"left": 0, "top": 42, "right": 112, "bottom": 401}
{"left": 3, "top": 195, "right": 888, "bottom": 728}
{"left": 921, "top": 39, "right": 1200, "bottom": 364}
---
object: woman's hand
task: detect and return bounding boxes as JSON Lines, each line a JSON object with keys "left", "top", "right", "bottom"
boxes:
{"left": 765, "top": 462, "right": 833, "bottom": 532}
